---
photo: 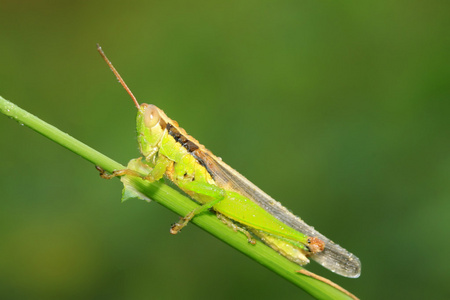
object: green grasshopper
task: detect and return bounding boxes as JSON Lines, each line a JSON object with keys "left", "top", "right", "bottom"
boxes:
{"left": 96, "top": 45, "right": 361, "bottom": 278}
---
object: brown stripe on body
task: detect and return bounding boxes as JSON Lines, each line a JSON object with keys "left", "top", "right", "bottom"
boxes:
{"left": 166, "top": 123, "right": 213, "bottom": 173}
{"left": 166, "top": 123, "right": 199, "bottom": 152}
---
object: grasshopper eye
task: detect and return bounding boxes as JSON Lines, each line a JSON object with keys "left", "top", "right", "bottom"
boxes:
{"left": 144, "top": 104, "right": 161, "bottom": 128}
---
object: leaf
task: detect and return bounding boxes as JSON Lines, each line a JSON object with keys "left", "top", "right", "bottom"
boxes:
{"left": 120, "top": 158, "right": 154, "bottom": 202}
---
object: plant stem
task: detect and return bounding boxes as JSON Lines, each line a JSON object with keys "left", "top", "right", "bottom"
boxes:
{"left": 0, "top": 95, "right": 357, "bottom": 300}
{"left": 0, "top": 96, "right": 123, "bottom": 173}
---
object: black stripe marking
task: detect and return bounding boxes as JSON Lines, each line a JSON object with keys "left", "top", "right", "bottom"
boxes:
{"left": 167, "top": 123, "right": 200, "bottom": 153}
{"left": 166, "top": 122, "right": 212, "bottom": 177}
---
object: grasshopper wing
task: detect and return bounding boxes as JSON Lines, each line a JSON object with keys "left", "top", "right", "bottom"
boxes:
{"left": 193, "top": 150, "right": 361, "bottom": 278}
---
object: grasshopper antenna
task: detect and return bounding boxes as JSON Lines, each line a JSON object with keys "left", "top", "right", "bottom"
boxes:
{"left": 96, "top": 44, "right": 140, "bottom": 109}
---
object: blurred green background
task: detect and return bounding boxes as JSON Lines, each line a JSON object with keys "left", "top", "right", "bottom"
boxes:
{"left": 1, "top": 1, "right": 449, "bottom": 299}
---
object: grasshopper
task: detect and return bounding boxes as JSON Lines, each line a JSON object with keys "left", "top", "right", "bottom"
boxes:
{"left": 96, "top": 45, "right": 361, "bottom": 278}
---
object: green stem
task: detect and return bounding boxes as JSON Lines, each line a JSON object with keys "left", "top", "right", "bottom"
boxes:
{"left": 0, "top": 95, "right": 357, "bottom": 300}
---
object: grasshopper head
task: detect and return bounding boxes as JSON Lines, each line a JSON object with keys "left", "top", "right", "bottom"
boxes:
{"left": 136, "top": 104, "right": 167, "bottom": 162}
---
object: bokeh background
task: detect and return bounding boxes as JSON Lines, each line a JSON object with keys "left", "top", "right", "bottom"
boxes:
{"left": 1, "top": 1, "right": 449, "bottom": 299}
